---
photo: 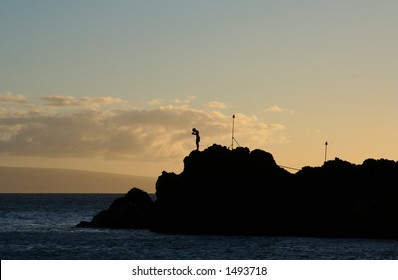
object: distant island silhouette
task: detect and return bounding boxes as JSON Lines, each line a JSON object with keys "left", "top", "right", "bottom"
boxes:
{"left": 77, "top": 144, "right": 398, "bottom": 239}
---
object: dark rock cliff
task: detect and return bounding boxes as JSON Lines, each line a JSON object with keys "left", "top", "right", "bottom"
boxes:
{"left": 78, "top": 144, "right": 398, "bottom": 238}
{"left": 151, "top": 144, "right": 291, "bottom": 234}
{"left": 77, "top": 187, "right": 153, "bottom": 229}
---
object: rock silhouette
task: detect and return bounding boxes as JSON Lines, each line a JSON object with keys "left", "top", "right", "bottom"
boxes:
{"left": 78, "top": 144, "right": 398, "bottom": 239}
{"left": 77, "top": 187, "right": 153, "bottom": 229}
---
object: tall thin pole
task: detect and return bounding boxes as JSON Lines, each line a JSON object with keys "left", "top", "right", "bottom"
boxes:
{"left": 231, "top": 114, "right": 235, "bottom": 150}
{"left": 324, "top": 141, "right": 328, "bottom": 163}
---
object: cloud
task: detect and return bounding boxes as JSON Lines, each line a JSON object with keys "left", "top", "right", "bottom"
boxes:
{"left": 147, "top": 99, "right": 163, "bottom": 106}
{"left": 0, "top": 95, "right": 286, "bottom": 161}
{"left": 40, "top": 95, "right": 124, "bottom": 109}
{"left": 0, "top": 92, "right": 27, "bottom": 103}
{"left": 265, "top": 105, "right": 294, "bottom": 113}
{"left": 266, "top": 105, "right": 283, "bottom": 113}
{"left": 207, "top": 101, "right": 226, "bottom": 109}
{"left": 147, "top": 96, "right": 196, "bottom": 108}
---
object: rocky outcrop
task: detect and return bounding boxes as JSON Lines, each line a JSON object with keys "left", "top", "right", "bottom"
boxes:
{"left": 77, "top": 187, "right": 153, "bottom": 229}
{"left": 78, "top": 144, "right": 398, "bottom": 239}
{"left": 150, "top": 144, "right": 291, "bottom": 234}
{"left": 291, "top": 158, "right": 398, "bottom": 238}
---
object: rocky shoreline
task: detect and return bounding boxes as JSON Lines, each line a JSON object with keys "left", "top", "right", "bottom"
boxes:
{"left": 77, "top": 144, "right": 398, "bottom": 239}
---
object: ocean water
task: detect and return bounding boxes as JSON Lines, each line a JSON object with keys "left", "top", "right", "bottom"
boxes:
{"left": 1, "top": 194, "right": 398, "bottom": 260}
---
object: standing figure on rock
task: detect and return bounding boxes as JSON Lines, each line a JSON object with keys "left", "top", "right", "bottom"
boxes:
{"left": 192, "top": 128, "right": 200, "bottom": 151}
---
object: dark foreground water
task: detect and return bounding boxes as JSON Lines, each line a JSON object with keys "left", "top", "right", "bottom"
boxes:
{"left": 1, "top": 194, "right": 398, "bottom": 260}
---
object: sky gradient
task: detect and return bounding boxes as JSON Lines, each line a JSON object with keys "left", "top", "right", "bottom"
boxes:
{"left": 1, "top": 1, "right": 397, "bottom": 181}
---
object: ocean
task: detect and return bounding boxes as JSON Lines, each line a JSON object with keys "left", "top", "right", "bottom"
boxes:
{"left": 1, "top": 194, "right": 398, "bottom": 260}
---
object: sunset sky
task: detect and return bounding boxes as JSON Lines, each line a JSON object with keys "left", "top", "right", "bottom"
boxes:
{"left": 1, "top": 1, "right": 397, "bottom": 181}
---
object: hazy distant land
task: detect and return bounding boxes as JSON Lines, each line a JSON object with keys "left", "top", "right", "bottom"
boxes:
{"left": 0, "top": 167, "right": 156, "bottom": 193}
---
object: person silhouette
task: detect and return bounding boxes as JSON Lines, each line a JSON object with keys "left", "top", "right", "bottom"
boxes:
{"left": 192, "top": 128, "right": 200, "bottom": 151}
